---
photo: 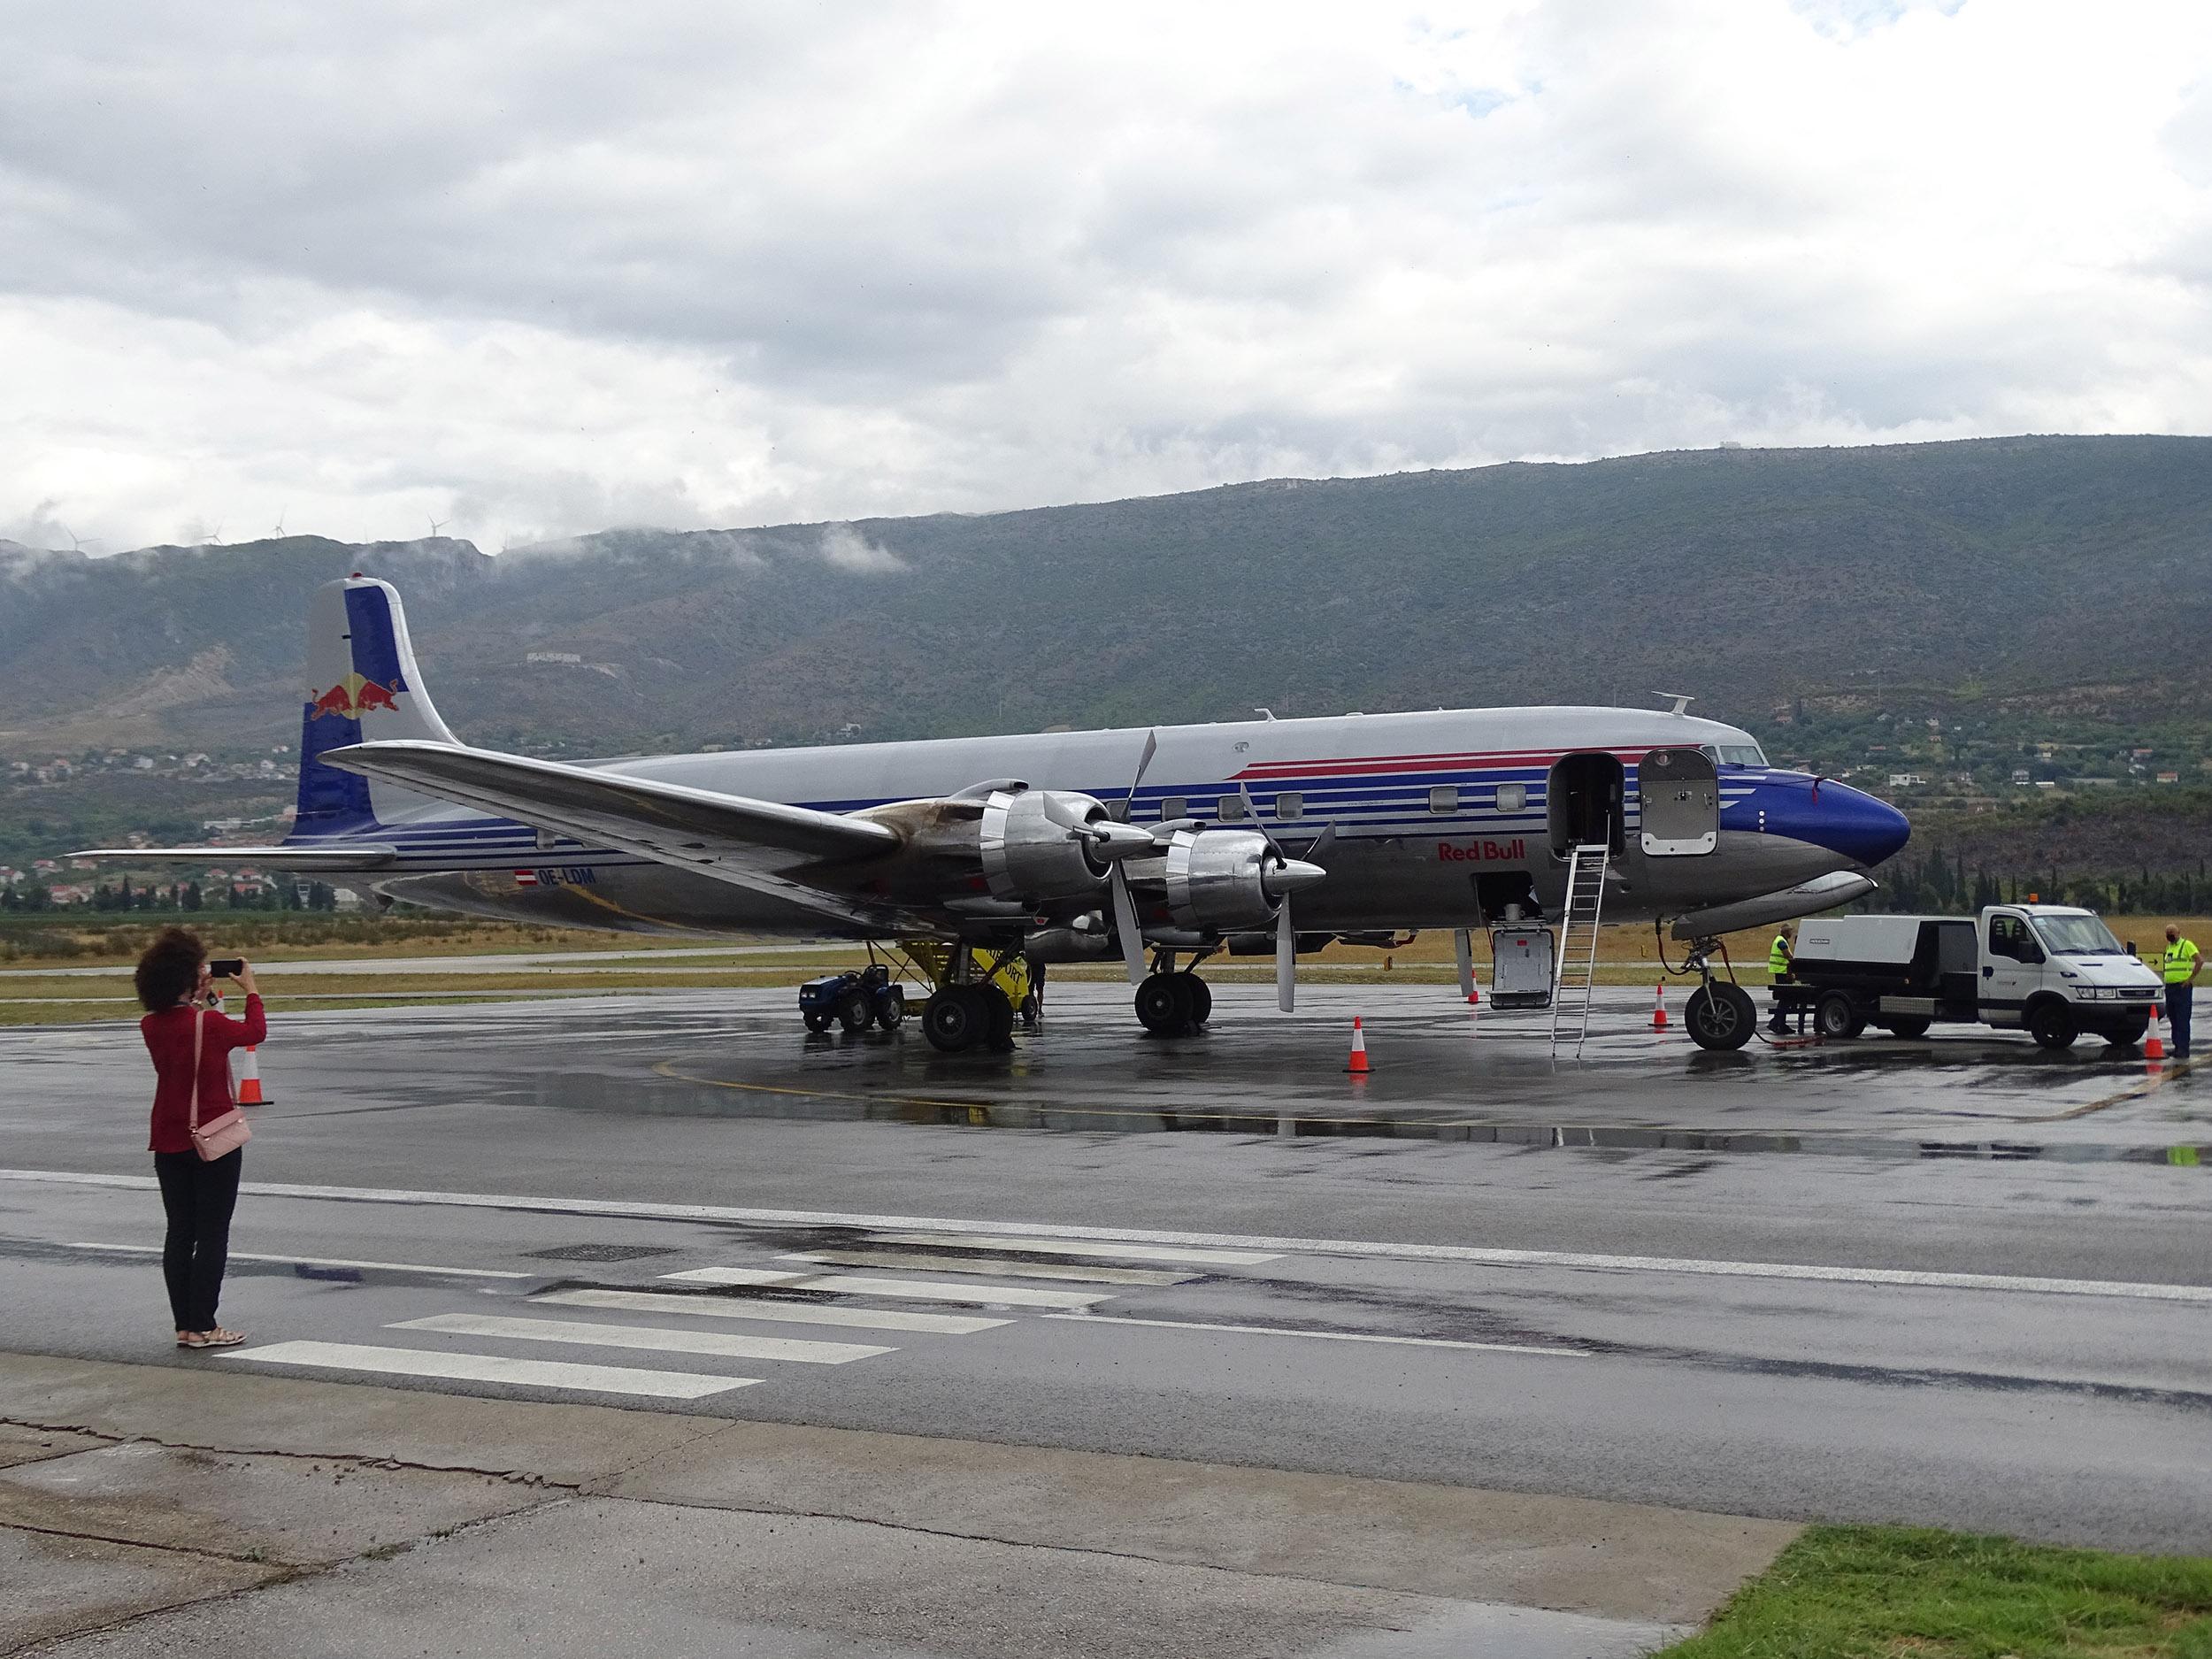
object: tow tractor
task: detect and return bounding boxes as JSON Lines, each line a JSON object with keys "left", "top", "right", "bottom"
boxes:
{"left": 795, "top": 945, "right": 1034, "bottom": 1048}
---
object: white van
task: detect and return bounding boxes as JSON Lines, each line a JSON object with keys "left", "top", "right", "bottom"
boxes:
{"left": 1786, "top": 905, "right": 2164, "bottom": 1049}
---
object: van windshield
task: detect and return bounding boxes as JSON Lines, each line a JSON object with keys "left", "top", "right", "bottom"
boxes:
{"left": 2032, "top": 914, "right": 2122, "bottom": 956}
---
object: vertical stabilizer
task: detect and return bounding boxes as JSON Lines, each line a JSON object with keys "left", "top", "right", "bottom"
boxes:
{"left": 295, "top": 576, "right": 460, "bottom": 834}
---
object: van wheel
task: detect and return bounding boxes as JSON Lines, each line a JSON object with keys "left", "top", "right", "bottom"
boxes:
{"left": 2027, "top": 1002, "right": 2078, "bottom": 1050}
{"left": 1884, "top": 1017, "right": 1932, "bottom": 1040}
{"left": 1686, "top": 983, "right": 1756, "bottom": 1050}
{"left": 2103, "top": 1014, "right": 2148, "bottom": 1050}
{"left": 1815, "top": 992, "right": 1865, "bottom": 1040}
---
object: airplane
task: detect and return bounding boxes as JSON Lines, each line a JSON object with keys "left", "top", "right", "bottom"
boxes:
{"left": 79, "top": 574, "right": 1911, "bottom": 1052}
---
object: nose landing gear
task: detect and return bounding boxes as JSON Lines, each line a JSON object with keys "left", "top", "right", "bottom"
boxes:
{"left": 1675, "top": 934, "right": 1758, "bottom": 1052}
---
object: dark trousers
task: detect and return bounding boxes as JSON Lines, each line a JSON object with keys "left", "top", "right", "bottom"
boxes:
{"left": 2169, "top": 985, "right": 2193, "bottom": 1058}
{"left": 153, "top": 1149, "right": 242, "bottom": 1331}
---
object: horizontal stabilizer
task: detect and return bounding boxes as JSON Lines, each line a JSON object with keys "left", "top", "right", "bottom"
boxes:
{"left": 68, "top": 844, "right": 399, "bottom": 871}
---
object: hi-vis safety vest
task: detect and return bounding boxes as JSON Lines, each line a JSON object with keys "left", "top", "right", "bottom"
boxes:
{"left": 2164, "top": 937, "right": 2201, "bottom": 985}
{"left": 1769, "top": 935, "right": 1792, "bottom": 977}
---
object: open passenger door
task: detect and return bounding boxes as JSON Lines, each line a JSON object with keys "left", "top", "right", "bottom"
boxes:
{"left": 1637, "top": 747, "right": 1718, "bottom": 856}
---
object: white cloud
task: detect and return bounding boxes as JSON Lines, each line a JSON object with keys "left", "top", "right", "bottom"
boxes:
{"left": 816, "top": 524, "right": 906, "bottom": 573}
{"left": 0, "top": 0, "right": 2208, "bottom": 552}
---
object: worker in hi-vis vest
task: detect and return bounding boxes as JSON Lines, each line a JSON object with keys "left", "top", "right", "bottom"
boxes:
{"left": 1766, "top": 926, "right": 1796, "bottom": 1034}
{"left": 2162, "top": 924, "right": 2201, "bottom": 1060}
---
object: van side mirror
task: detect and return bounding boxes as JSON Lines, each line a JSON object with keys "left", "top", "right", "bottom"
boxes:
{"left": 2125, "top": 941, "right": 2136, "bottom": 956}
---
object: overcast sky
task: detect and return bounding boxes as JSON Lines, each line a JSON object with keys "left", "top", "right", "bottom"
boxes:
{"left": 3, "top": 0, "right": 2208, "bottom": 554}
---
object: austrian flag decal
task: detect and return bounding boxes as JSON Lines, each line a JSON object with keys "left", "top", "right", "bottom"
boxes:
{"left": 512, "top": 869, "right": 539, "bottom": 887}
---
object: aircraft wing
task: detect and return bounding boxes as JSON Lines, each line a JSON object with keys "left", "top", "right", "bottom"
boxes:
{"left": 68, "top": 843, "right": 400, "bottom": 871}
{"left": 318, "top": 740, "right": 908, "bottom": 928}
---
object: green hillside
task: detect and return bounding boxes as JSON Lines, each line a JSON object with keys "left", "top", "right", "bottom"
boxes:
{"left": 4, "top": 434, "right": 2209, "bottom": 875}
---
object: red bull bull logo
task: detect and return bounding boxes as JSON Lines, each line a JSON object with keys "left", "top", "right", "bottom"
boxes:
{"left": 305, "top": 672, "right": 405, "bottom": 720}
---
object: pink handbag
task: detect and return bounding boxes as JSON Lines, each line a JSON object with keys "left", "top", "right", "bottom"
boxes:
{"left": 188, "top": 1008, "right": 252, "bottom": 1162}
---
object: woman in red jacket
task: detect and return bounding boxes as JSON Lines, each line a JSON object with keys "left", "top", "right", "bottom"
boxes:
{"left": 135, "top": 928, "right": 265, "bottom": 1348}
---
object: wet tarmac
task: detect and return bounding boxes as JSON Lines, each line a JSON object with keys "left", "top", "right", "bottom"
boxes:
{"left": 1, "top": 983, "right": 2207, "bottom": 1551}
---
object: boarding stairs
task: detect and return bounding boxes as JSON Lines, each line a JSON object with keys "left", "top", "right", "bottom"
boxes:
{"left": 1549, "top": 841, "right": 1611, "bottom": 1059}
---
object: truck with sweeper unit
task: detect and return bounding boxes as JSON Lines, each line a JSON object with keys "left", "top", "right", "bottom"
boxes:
{"left": 1778, "top": 904, "right": 2164, "bottom": 1049}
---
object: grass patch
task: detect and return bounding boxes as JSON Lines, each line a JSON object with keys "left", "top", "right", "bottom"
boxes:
{"left": 1658, "top": 1525, "right": 2212, "bottom": 1658}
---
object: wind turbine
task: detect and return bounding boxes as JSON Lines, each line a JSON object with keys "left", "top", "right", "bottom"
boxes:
{"left": 272, "top": 510, "right": 287, "bottom": 538}
{"left": 427, "top": 515, "right": 449, "bottom": 538}
{"left": 59, "top": 526, "right": 101, "bottom": 553}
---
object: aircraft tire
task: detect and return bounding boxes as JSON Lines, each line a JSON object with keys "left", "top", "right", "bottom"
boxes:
{"left": 1177, "top": 972, "right": 1212, "bottom": 1025}
{"left": 1685, "top": 982, "right": 1756, "bottom": 1051}
{"left": 1134, "top": 972, "right": 1189, "bottom": 1035}
{"left": 986, "top": 987, "right": 1017, "bottom": 1050}
{"left": 922, "top": 989, "right": 985, "bottom": 1053}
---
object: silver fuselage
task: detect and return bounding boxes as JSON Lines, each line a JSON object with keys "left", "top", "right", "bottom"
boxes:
{"left": 347, "top": 706, "right": 1908, "bottom": 941}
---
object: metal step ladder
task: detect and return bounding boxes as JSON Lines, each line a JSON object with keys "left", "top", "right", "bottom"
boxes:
{"left": 1549, "top": 841, "right": 1611, "bottom": 1058}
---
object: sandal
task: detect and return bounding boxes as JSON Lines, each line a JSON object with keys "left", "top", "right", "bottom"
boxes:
{"left": 176, "top": 1332, "right": 201, "bottom": 1348}
{"left": 192, "top": 1328, "right": 247, "bottom": 1348}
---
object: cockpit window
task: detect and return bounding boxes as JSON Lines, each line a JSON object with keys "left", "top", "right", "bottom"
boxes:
{"left": 1714, "top": 743, "right": 1767, "bottom": 767}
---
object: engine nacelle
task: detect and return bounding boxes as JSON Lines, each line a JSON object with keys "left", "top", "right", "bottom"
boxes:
{"left": 979, "top": 788, "right": 1111, "bottom": 902}
{"left": 1164, "top": 827, "right": 1282, "bottom": 931}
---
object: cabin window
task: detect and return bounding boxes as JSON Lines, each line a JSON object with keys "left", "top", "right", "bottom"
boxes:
{"left": 1158, "top": 796, "right": 1187, "bottom": 822}
{"left": 1428, "top": 785, "right": 1457, "bottom": 815}
{"left": 1494, "top": 783, "right": 1527, "bottom": 813}
{"left": 1276, "top": 793, "right": 1304, "bottom": 820}
{"left": 1218, "top": 795, "right": 1248, "bottom": 820}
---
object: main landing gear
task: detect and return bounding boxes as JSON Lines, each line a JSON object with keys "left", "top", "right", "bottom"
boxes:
{"left": 1134, "top": 950, "right": 1214, "bottom": 1036}
{"left": 922, "top": 982, "right": 1015, "bottom": 1054}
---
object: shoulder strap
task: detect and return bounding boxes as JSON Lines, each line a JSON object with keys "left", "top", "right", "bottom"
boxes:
{"left": 189, "top": 1009, "right": 204, "bottom": 1132}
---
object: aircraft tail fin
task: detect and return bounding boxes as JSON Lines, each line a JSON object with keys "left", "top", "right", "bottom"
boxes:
{"left": 295, "top": 576, "right": 460, "bottom": 833}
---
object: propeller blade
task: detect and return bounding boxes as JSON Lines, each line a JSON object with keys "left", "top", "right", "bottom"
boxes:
{"left": 1237, "top": 787, "right": 1281, "bottom": 852}
{"left": 1113, "top": 731, "right": 1159, "bottom": 823}
{"left": 1109, "top": 864, "right": 1147, "bottom": 985}
{"left": 1038, "top": 790, "right": 1087, "bottom": 832}
{"left": 1277, "top": 894, "right": 1296, "bottom": 1012}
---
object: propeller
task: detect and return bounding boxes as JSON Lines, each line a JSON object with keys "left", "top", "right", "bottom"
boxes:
{"left": 1237, "top": 789, "right": 1332, "bottom": 1010}
{"left": 1093, "top": 733, "right": 1160, "bottom": 983}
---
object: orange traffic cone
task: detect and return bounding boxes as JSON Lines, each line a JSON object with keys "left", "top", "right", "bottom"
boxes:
{"left": 1346, "top": 1016, "right": 1372, "bottom": 1074}
{"left": 2146, "top": 1003, "right": 2166, "bottom": 1064}
{"left": 1651, "top": 982, "right": 1670, "bottom": 1032}
{"left": 237, "top": 1045, "right": 269, "bottom": 1106}
{"left": 1466, "top": 983, "right": 1481, "bottom": 1007}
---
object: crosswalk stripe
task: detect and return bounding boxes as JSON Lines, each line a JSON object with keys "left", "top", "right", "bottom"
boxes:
{"left": 658, "top": 1265, "right": 807, "bottom": 1286}
{"left": 390, "top": 1313, "right": 891, "bottom": 1364}
{"left": 778, "top": 1248, "right": 1193, "bottom": 1286}
{"left": 219, "top": 1340, "right": 755, "bottom": 1398}
{"left": 535, "top": 1287, "right": 1010, "bottom": 1334}
{"left": 866, "top": 1232, "right": 1279, "bottom": 1267}
{"left": 667, "top": 1265, "right": 1105, "bottom": 1309}
{"left": 1041, "top": 1311, "right": 1593, "bottom": 1358}
{"left": 790, "top": 1272, "right": 1105, "bottom": 1310}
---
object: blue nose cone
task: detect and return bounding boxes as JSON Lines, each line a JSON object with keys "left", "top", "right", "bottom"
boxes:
{"left": 1809, "top": 779, "right": 1911, "bottom": 868}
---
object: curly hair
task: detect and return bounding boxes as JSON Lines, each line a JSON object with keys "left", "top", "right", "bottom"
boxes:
{"left": 134, "top": 926, "right": 205, "bottom": 1013}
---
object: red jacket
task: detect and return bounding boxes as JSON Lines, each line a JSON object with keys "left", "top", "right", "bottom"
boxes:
{"left": 142, "top": 996, "right": 265, "bottom": 1154}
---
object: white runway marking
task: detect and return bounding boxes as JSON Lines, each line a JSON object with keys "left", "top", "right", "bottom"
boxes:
{"left": 864, "top": 1232, "right": 1279, "bottom": 1267}
{"left": 65, "top": 1241, "right": 531, "bottom": 1279}
{"left": 778, "top": 1248, "right": 1194, "bottom": 1286}
{"left": 666, "top": 1265, "right": 1105, "bottom": 1310}
{"left": 1045, "top": 1311, "right": 1592, "bottom": 1358}
{"left": 220, "top": 1340, "right": 755, "bottom": 1398}
{"left": 534, "top": 1287, "right": 1010, "bottom": 1334}
{"left": 799, "top": 1273, "right": 1106, "bottom": 1310}
{"left": 390, "top": 1312, "right": 891, "bottom": 1365}
{"left": 15, "top": 1168, "right": 2211, "bottom": 1306}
